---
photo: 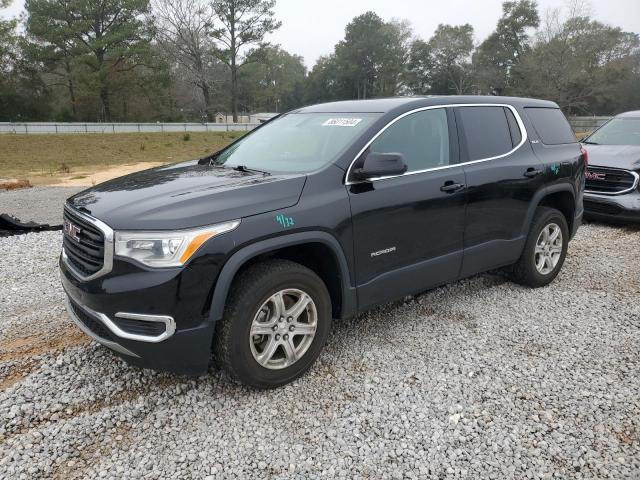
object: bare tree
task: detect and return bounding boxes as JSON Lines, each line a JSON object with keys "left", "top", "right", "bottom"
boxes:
{"left": 210, "top": 0, "right": 281, "bottom": 122}
{"left": 515, "top": 0, "right": 639, "bottom": 114}
{"left": 154, "top": 0, "right": 218, "bottom": 120}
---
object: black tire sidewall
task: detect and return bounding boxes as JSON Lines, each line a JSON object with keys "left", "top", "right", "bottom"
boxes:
{"left": 226, "top": 267, "right": 331, "bottom": 388}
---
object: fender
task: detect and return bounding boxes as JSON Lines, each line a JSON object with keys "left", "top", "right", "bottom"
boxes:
{"left": 207, "top": 231, "right": 358, "bottom": 322}
{"left": 521, "top": 183, "right": 577, "bottom": 238}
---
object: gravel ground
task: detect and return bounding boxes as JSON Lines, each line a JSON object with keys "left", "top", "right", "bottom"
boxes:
{"left": 0, "top": 223, "right": 639, "bottom": 479}
{"left": 0, "top": 187, "right": 84, "bottom": 225}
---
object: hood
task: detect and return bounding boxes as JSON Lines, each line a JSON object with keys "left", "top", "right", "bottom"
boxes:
{"left": 582, "top": 144, "right": 640, "bottom": 170}
{"left": 68, "top": 160, "right": 307, "bottom": 230}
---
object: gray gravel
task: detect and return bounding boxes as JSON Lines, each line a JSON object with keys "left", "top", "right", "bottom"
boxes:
{"left": 1, "top": 223, "right": 639, "bottom": 479}
{"left": 0, "top": 186, "right": 84, "bottom": 225}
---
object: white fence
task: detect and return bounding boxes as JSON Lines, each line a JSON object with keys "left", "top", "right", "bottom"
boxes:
{"left": 0, "top": 117, "right": 611, "bottom": 135}
{"left": 0, "top": 122, "right": 259, "bottom": 134}
{"left": 568, "top": 116, "right": 610, "bottom": 133}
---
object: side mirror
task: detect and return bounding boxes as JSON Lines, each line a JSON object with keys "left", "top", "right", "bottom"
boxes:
{"left": 352, "top": 152, "right": 407, "bottom": 181}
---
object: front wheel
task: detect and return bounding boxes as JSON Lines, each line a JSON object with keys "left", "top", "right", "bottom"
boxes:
{"left": 511, "top": 207, "right": 569, "bottom": 288}
{"left": 214, "top": 259, "right": 332, "bottom": 388}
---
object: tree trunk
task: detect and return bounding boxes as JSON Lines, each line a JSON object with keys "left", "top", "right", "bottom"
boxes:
{"left": 230, "top": 6, "right": 238, "bottom": 123}
{"left": 100, "top": 84, "right": 111, "bottom": 122}
{"left": 96, "top": 50, "right": 111, "bottom": 122}
{"left": 194, "top": 53, "right": 212, "bottom": 122}
{"left": 65, "top": 60, "right": 77, "bottom": 120}
{"left": 202, "top": 82, "right": 212, "bottom": 122}
{"left": 231, "top": 65, "right": 238, "bottom": 123}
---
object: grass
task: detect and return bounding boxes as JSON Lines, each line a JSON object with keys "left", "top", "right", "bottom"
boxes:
{"left": 0, "top": 131, "right": 243, "bottom": 179}
{"left": 0, "top": 129, "right": 587, "bottom": 180}
{"left": 575, "top": 132, "right": 589, "bottom": 140}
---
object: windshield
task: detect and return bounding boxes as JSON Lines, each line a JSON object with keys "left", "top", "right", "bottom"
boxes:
{"left": 585, "top": 118, "right": 640, "bottom": 146}
{"left": 212, "top": 113, "right": 380, "bottom": 173}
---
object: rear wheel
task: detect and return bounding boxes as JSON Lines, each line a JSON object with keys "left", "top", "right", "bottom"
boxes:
{"left": 511, "top": 207, "right": 569, "bottom": 288}
{"left": 215, "top": 259, "right": 331, "bottom": 388}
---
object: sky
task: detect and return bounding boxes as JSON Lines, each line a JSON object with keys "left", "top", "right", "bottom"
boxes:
{"left": 2, "top": 0, "right": 640, "bottom": 68}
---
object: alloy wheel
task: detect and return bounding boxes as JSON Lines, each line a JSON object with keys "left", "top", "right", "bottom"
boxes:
{"left": 249, "top": 288, "right": 318, "bottom": 370}
{"left": 534, "top": 222, "right": 563, "bottom": 275}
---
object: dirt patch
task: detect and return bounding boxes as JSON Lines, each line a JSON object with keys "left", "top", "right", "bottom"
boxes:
{"left": 0, "top": 179, "right": 32, "bottom": 190}
{"left": 0, "top": 328, "right": 89, "bottom": 362}
{"left": 0, "top": 360, "right": 39, "bottom": 390}
{"left": 38, "top": 162, "right": 166, "bottom": 187}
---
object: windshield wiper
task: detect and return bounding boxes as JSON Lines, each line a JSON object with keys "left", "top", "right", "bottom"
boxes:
{"left": 582, "top": 140, "right": 599, "bottom": 145}
{"left": 232, "top": 165, "right": 271, "bottom": 176}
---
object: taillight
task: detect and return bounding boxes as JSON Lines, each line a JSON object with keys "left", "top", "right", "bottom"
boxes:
{"left": 580, "top": 146, "right": 589, "bottom": 166}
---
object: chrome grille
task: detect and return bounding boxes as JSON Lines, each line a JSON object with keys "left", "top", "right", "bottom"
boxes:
{"left": 63, "top": 208, "right": 105, "bottom": 275}
{"left": 585, "top": 167, "right": 639, "bottom": 195}
{"left": 62, "top": 206, "right": 113, "bottom": 280}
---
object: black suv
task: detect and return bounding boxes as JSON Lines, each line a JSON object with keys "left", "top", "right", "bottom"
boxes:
{"left": 60, "top": 96, "right": 585, "bottom": 388}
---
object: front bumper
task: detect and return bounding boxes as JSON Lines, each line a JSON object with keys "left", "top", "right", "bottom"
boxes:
{"left": 60, "top": 254, "right": 219, "bottom": 375}
{"left": 583, "top": 191, "right": 640, "bottom": 223}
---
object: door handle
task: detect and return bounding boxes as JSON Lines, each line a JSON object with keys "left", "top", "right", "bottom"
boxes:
{"left": 524, "top": 168, "right": 543, "bottom": 178}
{"left": 440, "top": 181, "right": 465, "bottom": 193}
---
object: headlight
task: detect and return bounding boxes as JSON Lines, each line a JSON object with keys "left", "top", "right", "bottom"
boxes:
{"left": 114, "top": 220, "right": 240, "bottom": 267}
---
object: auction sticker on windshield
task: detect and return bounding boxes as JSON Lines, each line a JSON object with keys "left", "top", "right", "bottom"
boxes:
{"left": 322, "top": 118, "right": 363, "bottom": 127}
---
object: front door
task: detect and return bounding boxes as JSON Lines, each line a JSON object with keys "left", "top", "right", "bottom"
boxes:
{"left": 346, "top": 107, "right": 467, "bottom": 311}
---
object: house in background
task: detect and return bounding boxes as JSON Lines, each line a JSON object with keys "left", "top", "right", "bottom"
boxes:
{"left": 249, "top": 113, "right": 279, "bottom": 123}
{"left": 214, "top": 112, "right": 277, "bottom": 124}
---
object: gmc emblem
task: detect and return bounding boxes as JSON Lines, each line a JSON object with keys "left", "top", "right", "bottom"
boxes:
{"left": 63, "top": 219, "right": 81, "bottom": 242}
{"left": 585, "top": 171, "right": 606, "bottom": 181}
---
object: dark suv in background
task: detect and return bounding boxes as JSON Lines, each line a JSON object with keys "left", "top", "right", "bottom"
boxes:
{"left": 60, "top": 96, "right": 585, "bottom": 388}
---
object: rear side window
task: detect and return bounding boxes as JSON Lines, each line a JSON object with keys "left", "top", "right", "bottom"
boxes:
{"left": 457, "top": 106, "right": 513, "bottom": 161}
{"left": 525, "top": 107, "right": 576, "bottom": 145}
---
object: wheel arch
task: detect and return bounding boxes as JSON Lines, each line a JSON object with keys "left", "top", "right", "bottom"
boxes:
{"left": 523, "top": 184, "right": 577, "bottom": 238}
{"left": 207, "top": 232, "right": 357, "bottom": 323}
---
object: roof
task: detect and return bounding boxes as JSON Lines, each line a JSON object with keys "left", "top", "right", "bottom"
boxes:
{"left": 295, "top": 95, "right": 558, "bottom": 114}
{"left": 616, "top": 110, "right": 640, "bottom": 118}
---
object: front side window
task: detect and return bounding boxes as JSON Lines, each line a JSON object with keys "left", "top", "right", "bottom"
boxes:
{"left": 368, "top": 108, "right": 450, "bottom": 173}
{"left": 212, "top": 113, "right": 381, "bottom": 173}
{"left": 585, "top": 117, "right": 640, "bottom": 146}
{"left": 457, "top": 106, "right": 514, "bottom": 161}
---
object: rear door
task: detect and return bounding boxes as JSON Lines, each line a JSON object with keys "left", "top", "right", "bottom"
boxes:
{"left": 347, "top": 107, "right": 466, "bottom": 310}
{"left": 523, "top": 107, "right": 583, "bottom": 189}
{"left": 455, "top": 105, "right": 544, "bottom": 276}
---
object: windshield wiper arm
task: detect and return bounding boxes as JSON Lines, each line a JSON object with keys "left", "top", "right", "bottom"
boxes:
{"left": 232, "top": 165, "right": 271, "bottom": 176}
{"left": 582, "top": 140, "right": 599, "bottom": 145}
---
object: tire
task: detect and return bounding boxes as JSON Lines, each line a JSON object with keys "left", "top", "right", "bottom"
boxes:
{"left": 214, "top": 259, "right": 332, "bottom": 389}
{"left": 510, "top": 207, "right": 569, "bottom": 288}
